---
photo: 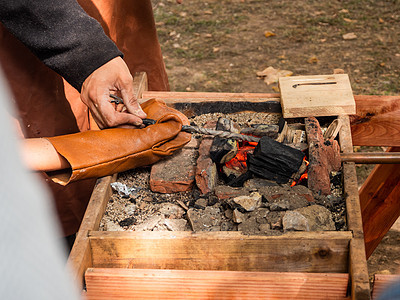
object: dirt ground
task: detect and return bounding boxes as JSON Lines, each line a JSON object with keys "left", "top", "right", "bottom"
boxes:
{"left": 151, "top": 0, "right": 400, "bottom": 278}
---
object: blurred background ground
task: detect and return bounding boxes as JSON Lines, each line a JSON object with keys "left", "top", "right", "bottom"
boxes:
{"left": 151, "top": 0, "right": 400, "bottom": 277}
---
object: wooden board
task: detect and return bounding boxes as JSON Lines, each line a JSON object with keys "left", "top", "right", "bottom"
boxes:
{"left": 350, "top": 95, "right": 400, "bottom": 147}
{"left": 85, "top": 268, "right": 349, "bottom": 300}
{"left": 279, "top": 74, "right": 356, "bottom": 118}
{"left": 89, "top": 231, "right": 351, "bottom": 273}
{"left": 359, "top": 147, "right": 400, "bottom": 258}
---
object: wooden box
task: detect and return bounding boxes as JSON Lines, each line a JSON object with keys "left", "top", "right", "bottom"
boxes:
{"left": 69, "top": 74, "right": 370, "bottom": 299}
{"left": 279, "top": 74, "right": 356, "bottom": 118}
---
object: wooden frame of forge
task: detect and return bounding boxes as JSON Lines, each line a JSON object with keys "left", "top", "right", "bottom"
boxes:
{"left": 69, "top": 73, "right": 370, "bottom": 299}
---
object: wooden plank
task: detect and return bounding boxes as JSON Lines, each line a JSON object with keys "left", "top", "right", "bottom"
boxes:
{"left": 339, "top": 115, "right": 371, "bottom": 300}
{"left": 67, "top": 174, "right": 116, "bottom": 289}
{"left": 279, "top": 74, "right": 356, "bottom": 118}
{"left": 350, "top": 95, "right": 400, "bottom": 147}
{"left": 359, "top": 147, "right": 400, "bottom": 258}
{"left": 372, "top": 274, "right": 400, "bottom": 300}
{"left": 85, "top": 268, "right": 349, "bottom": 300}
{"left": 89, "top": 231, "right": 351, "bottom": 273}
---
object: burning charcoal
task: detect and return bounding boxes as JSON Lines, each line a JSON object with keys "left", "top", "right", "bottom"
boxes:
{"left": 240, "top": 124, "right": 279, "bottom": 139}
{"left": 209, "top": 118, "right": 240, "bottom": 164}
{"left": 223, "top": 143, "right": 255, "bottom": 182}
{"left": 247, "top": 136, "right": 305, "bottom": 184}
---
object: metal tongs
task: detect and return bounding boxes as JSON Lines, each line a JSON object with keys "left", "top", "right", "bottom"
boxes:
{"left": 109, "top": 94, "right": 259, "bottom": 142}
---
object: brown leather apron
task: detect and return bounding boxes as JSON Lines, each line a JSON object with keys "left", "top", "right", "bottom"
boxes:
{"left": 0, "top": 0, "right": 169, "bottom": 236}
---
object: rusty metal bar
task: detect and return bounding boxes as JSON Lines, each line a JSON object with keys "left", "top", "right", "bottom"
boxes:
{"left": 341, "top": 152, "right": 400, "bottom": 164}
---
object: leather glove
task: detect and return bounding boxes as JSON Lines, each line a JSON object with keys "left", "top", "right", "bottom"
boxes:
{"left": 46, "top": 99, "right": 191, "bottom": 185}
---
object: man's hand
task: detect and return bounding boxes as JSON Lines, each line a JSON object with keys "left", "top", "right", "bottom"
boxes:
{"left": 80, "top": 57, "right": 147, "bottom": 129}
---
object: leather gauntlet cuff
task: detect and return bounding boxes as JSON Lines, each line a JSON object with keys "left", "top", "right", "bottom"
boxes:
{"left": 46, "top": 99, "right": 191, "bottom": 185}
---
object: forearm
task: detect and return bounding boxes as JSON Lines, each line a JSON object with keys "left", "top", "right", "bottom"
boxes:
{"left": 0, "top": 0, "right": 122, "bottom": 91}
{"left": 21, "top": 138, "right": 70, "bottom": 172}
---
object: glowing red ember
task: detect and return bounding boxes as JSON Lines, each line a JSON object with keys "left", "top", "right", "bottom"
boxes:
{"left": 290, "top": 157, "right": 309, "bottom": 187}
{"left": 225, "top": 141, "right": 257, "bottom": 172}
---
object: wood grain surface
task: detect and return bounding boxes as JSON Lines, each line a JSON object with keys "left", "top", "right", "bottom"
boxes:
{"left": 85, "top": 268, "right": 349, "bottom": 300}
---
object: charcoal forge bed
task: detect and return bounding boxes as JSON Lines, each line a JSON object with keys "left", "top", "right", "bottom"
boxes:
{"left": 69, "top": 73, "right": 370, "bottom": 299}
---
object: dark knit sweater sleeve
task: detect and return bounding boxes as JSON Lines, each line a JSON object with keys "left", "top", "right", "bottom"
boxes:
{"left": 0, "top": 1, "right": 123, "bottom": 91}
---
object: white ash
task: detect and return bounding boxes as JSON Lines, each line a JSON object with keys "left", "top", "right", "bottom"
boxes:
{"left": 190, "top": 112, "right": 281, "bottom": 128}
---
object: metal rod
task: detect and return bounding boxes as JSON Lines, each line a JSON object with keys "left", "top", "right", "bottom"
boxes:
{"left": 109, "top": 94, "right": 124, "bottom": 104}
{"left": 340, "top": 152, "right": 400, "bottom": 164}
